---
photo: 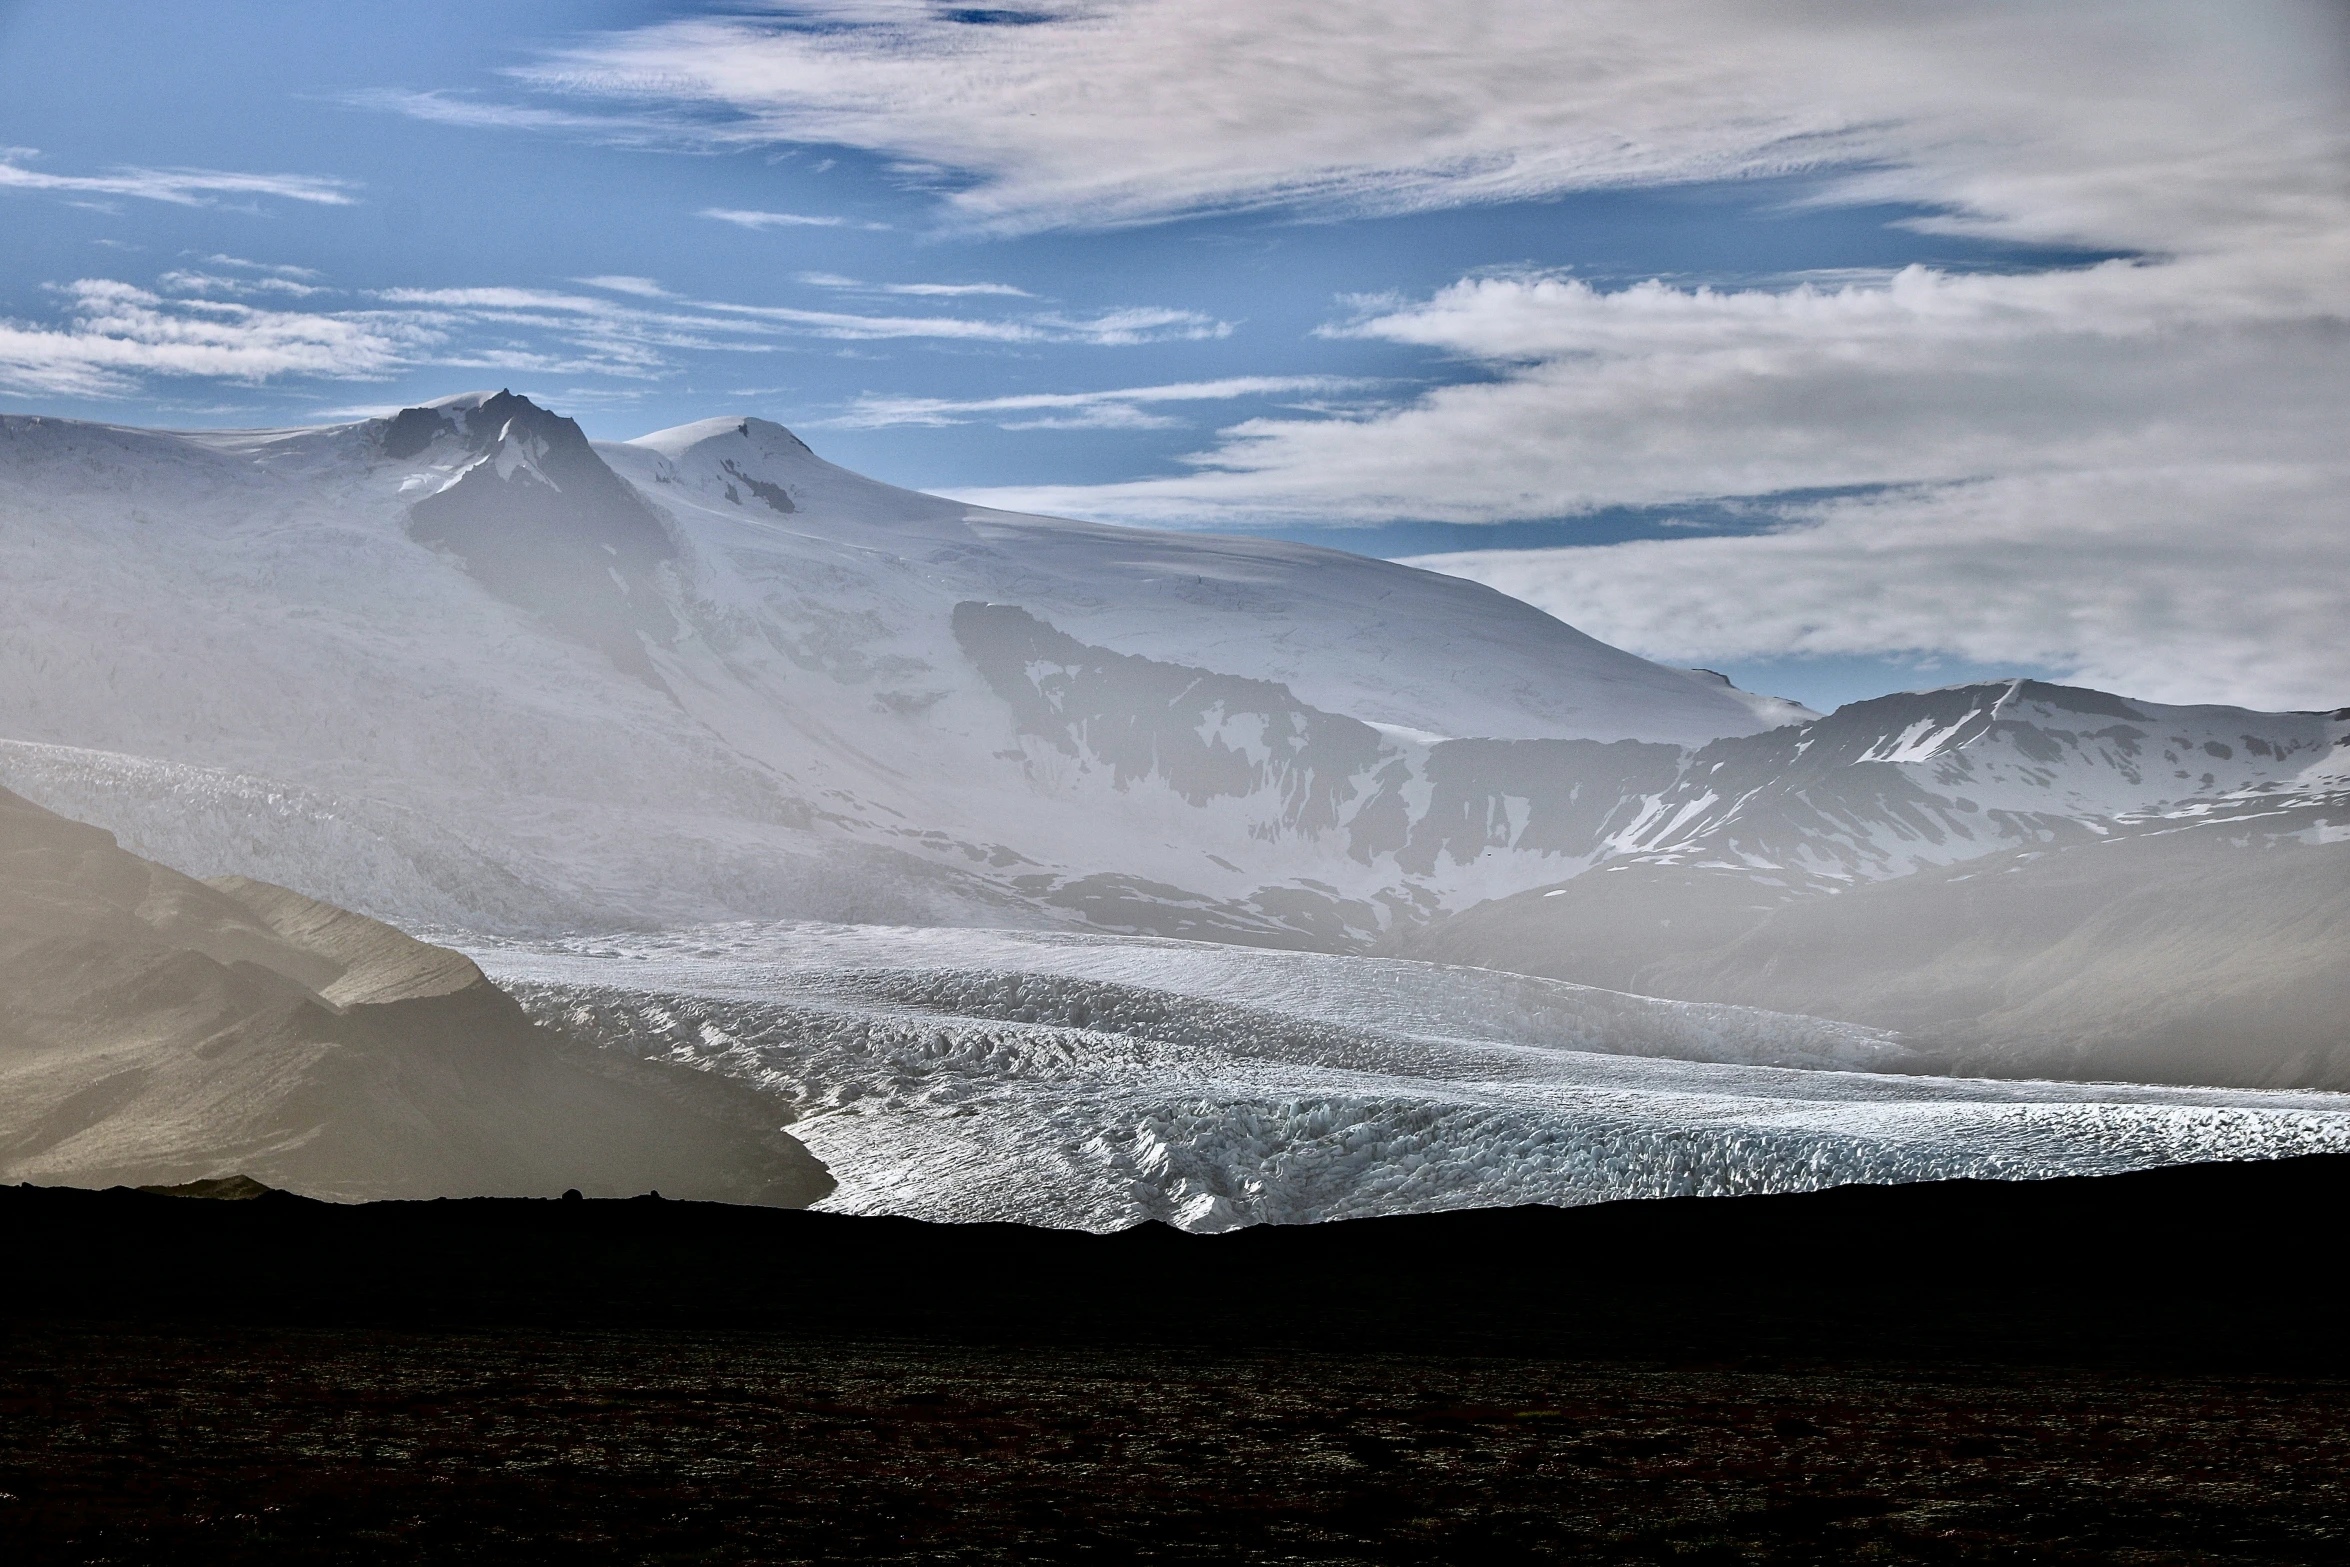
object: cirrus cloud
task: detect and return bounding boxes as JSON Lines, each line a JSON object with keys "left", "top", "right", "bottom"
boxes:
{"left": 822, "top": 374, "right": 1378, "bottom": 430}
{"left": 0, "top": 149, "right": 358, "bottom": 209}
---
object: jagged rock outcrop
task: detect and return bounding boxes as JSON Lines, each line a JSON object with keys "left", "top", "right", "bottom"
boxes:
{"left": 396, "top": 391, "right": 680, "bottom": 683}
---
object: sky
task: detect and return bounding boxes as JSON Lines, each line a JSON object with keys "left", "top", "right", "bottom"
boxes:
{"left": 0, "top": 1, "right": 2343, "bottom": 713}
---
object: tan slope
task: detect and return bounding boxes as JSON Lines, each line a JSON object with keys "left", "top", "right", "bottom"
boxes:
{"left": 0, "top": 784, "right": 831, "bottom": 1204}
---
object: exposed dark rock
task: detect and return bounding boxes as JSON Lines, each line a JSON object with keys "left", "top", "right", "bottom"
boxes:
{"left": 390, "top": 393, "right": 680, "bottom": 685}
{"left": 953, "top": 600, "right": 1387, "bottom": 834}
{"left": 135, "top": 1173, "right": 274, "bottom": 1200}
{"left": 720, "top": 457, "right": 796, "bottom": 513}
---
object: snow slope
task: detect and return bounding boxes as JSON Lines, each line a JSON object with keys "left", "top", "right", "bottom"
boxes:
{"left": 475, "top": 923, "right": 2350, "bottom": 1231}
{"left": 0, "top": 396, "right": 1806, "bottom": 942}
{"left": 617, "top": 415, "right": 1807, "bottom": 744}
{"left": 6, "top": 396, "right": 2328, "bottom": 954}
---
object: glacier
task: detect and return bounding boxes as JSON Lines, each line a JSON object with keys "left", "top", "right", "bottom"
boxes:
{"left": 475, "top": 924, "right": 2350, "bottom": 1231}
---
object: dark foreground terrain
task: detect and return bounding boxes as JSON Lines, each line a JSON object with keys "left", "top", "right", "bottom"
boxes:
{"left": 7, "top": 1157, "right": 2350, "bottom": 1563}
{"left": 11, "top": 1327, "right": 2349, "bottom": 1565}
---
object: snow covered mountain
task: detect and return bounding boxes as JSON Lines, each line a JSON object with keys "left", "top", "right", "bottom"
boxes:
{"left": 0, "top": 393, "right": 2338, "bottom": 965}
{"left": 1587, "top": 680, "right": 2348, "bottom": 890}
{"left": 1401, "top": 682, "right": 2350, "bottom": 1088}
{"left": 0, "top": 392, "right": 1806, "bottom": 943}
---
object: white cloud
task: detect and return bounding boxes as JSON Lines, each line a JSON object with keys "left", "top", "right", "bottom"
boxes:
{"left": 961, "top": 257, "right": 2344, "bottom": 521}
{"left": 374, "top": 285, "right": 1228, "bottom": 350}
{"left": 157, "top": 270, "right": 328, "bottom": 298}
{"left": 1404, "top": 466, "right": 2350, "bottom": 712}
{"left": 0, "top": 268, "right": 1236, "bottom": 403}
{"left": 700, "top": 207, "right": 847, "bottom": 229}
{"left": 875, "top": 282, "right": 1028, "bottom": 298}
{"left": 338, "top": 89, "right": 697, "bottom": 149}
{"left": 573, "top": 275, "right": 673, "bottom": 298}
{"left": 0, "top": 281, "right": 421, "bottom": 398}
{"left": 196, "top": 255, "right": 325, "bottom": 280}
{"left": 517, "top": 1, "right": 2349, "bottom": 242}
{"left": 674, "top": 1, "right": 2343, "bottom": 706}
{"left": 826, "top": 374, "right": 1377, "bottom": 429}
{"left": 309, "top": 402, "right": 409, "bottom": 419}
{"left": 998, "top": 405, "right": 1184, "bottom": 432}
{"left": 800, "top": 272, "right": 1033, "bottom": 298}
{"left": 0, "top": 149, "right": 358, "bottom": 208}
{"left": 691, "top": 297, "right": 1227, "bottom": 345}
{"left": 949, "top": 254, "right": 2350, "bottom": 706}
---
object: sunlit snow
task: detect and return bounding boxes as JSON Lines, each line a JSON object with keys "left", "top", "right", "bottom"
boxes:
{"left": 475, "top": 923, "right": 2350, "bottom": 1232}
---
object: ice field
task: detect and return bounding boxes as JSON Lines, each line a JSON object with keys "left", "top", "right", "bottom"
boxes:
{"left": 475, "top": 923, "right": 2350, "bottom": 1231}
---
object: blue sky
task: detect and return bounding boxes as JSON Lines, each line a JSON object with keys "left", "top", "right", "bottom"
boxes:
{"left": 1, "top": 1, "right": 2343, "bottom": 712}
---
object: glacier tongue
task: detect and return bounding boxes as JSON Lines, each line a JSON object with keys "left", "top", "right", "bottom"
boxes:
{"left": 476, "top": 923, "right": 2350, "bottom": 1232}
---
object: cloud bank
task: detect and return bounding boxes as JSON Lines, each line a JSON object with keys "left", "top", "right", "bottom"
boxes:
{"left": 520, "top": 1, "right": 2347, "bottom": 244}
{"left": 550, "top": 0, "right": 2335, "bottom": 707}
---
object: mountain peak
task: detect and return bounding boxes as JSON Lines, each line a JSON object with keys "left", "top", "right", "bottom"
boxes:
{"left": 421, "top": 389, "right": 505, "bottom": 412}
{"left": 384, "top": 391, "right": 678, "bottom": 684}
{"left": 378, "top": 390, "right": 591, "bottom": 465}
{"left": 619, "top": 415, "right": 825, "bottom": 519}
{"left": 627, "top": 414, "right": 814, "bottom": 464}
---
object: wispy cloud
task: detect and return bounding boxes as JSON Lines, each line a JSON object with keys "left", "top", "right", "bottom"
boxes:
{"left": 701, "top": 207, "right": 849, "bottom": 230}
{"left": 195, "top": 255, "right": 324, "bottom": 279}
{"left": 827, "top": 374, "right": 1378, "bottom": 429}
{"left": 0, "top": 149, "right": 358, "bottom": 208}
{"left": 369, "top": 286, "right": 763, "bottom": 376}
{"left": 336, "top": 89, "right": 705, "bottom": 150}
{"left": 572, "top": 275, "right": 673, "bottom": 298}
{"left": 800, "top": 272, "right": 1033, "bottom": 298}
{"left": 382, "top": 284, "right": 1229, "bottom": 350}
{"left": 692, "top": 298, "right": 1227, "bottom": 345}
{"left": 475, "top": 2, "right": 1871, "bottom": 232}
{"left": 0, "top": 281, "right": 421, "bottom": 398}
{"left": 0, "top": 263, "right": 1240, "bottom": 404}
{"left": 157, "top": 270, "right": 328, "bottom": 299}
{"left": 309, "top": 403, "right": 409, "bottom": 419}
